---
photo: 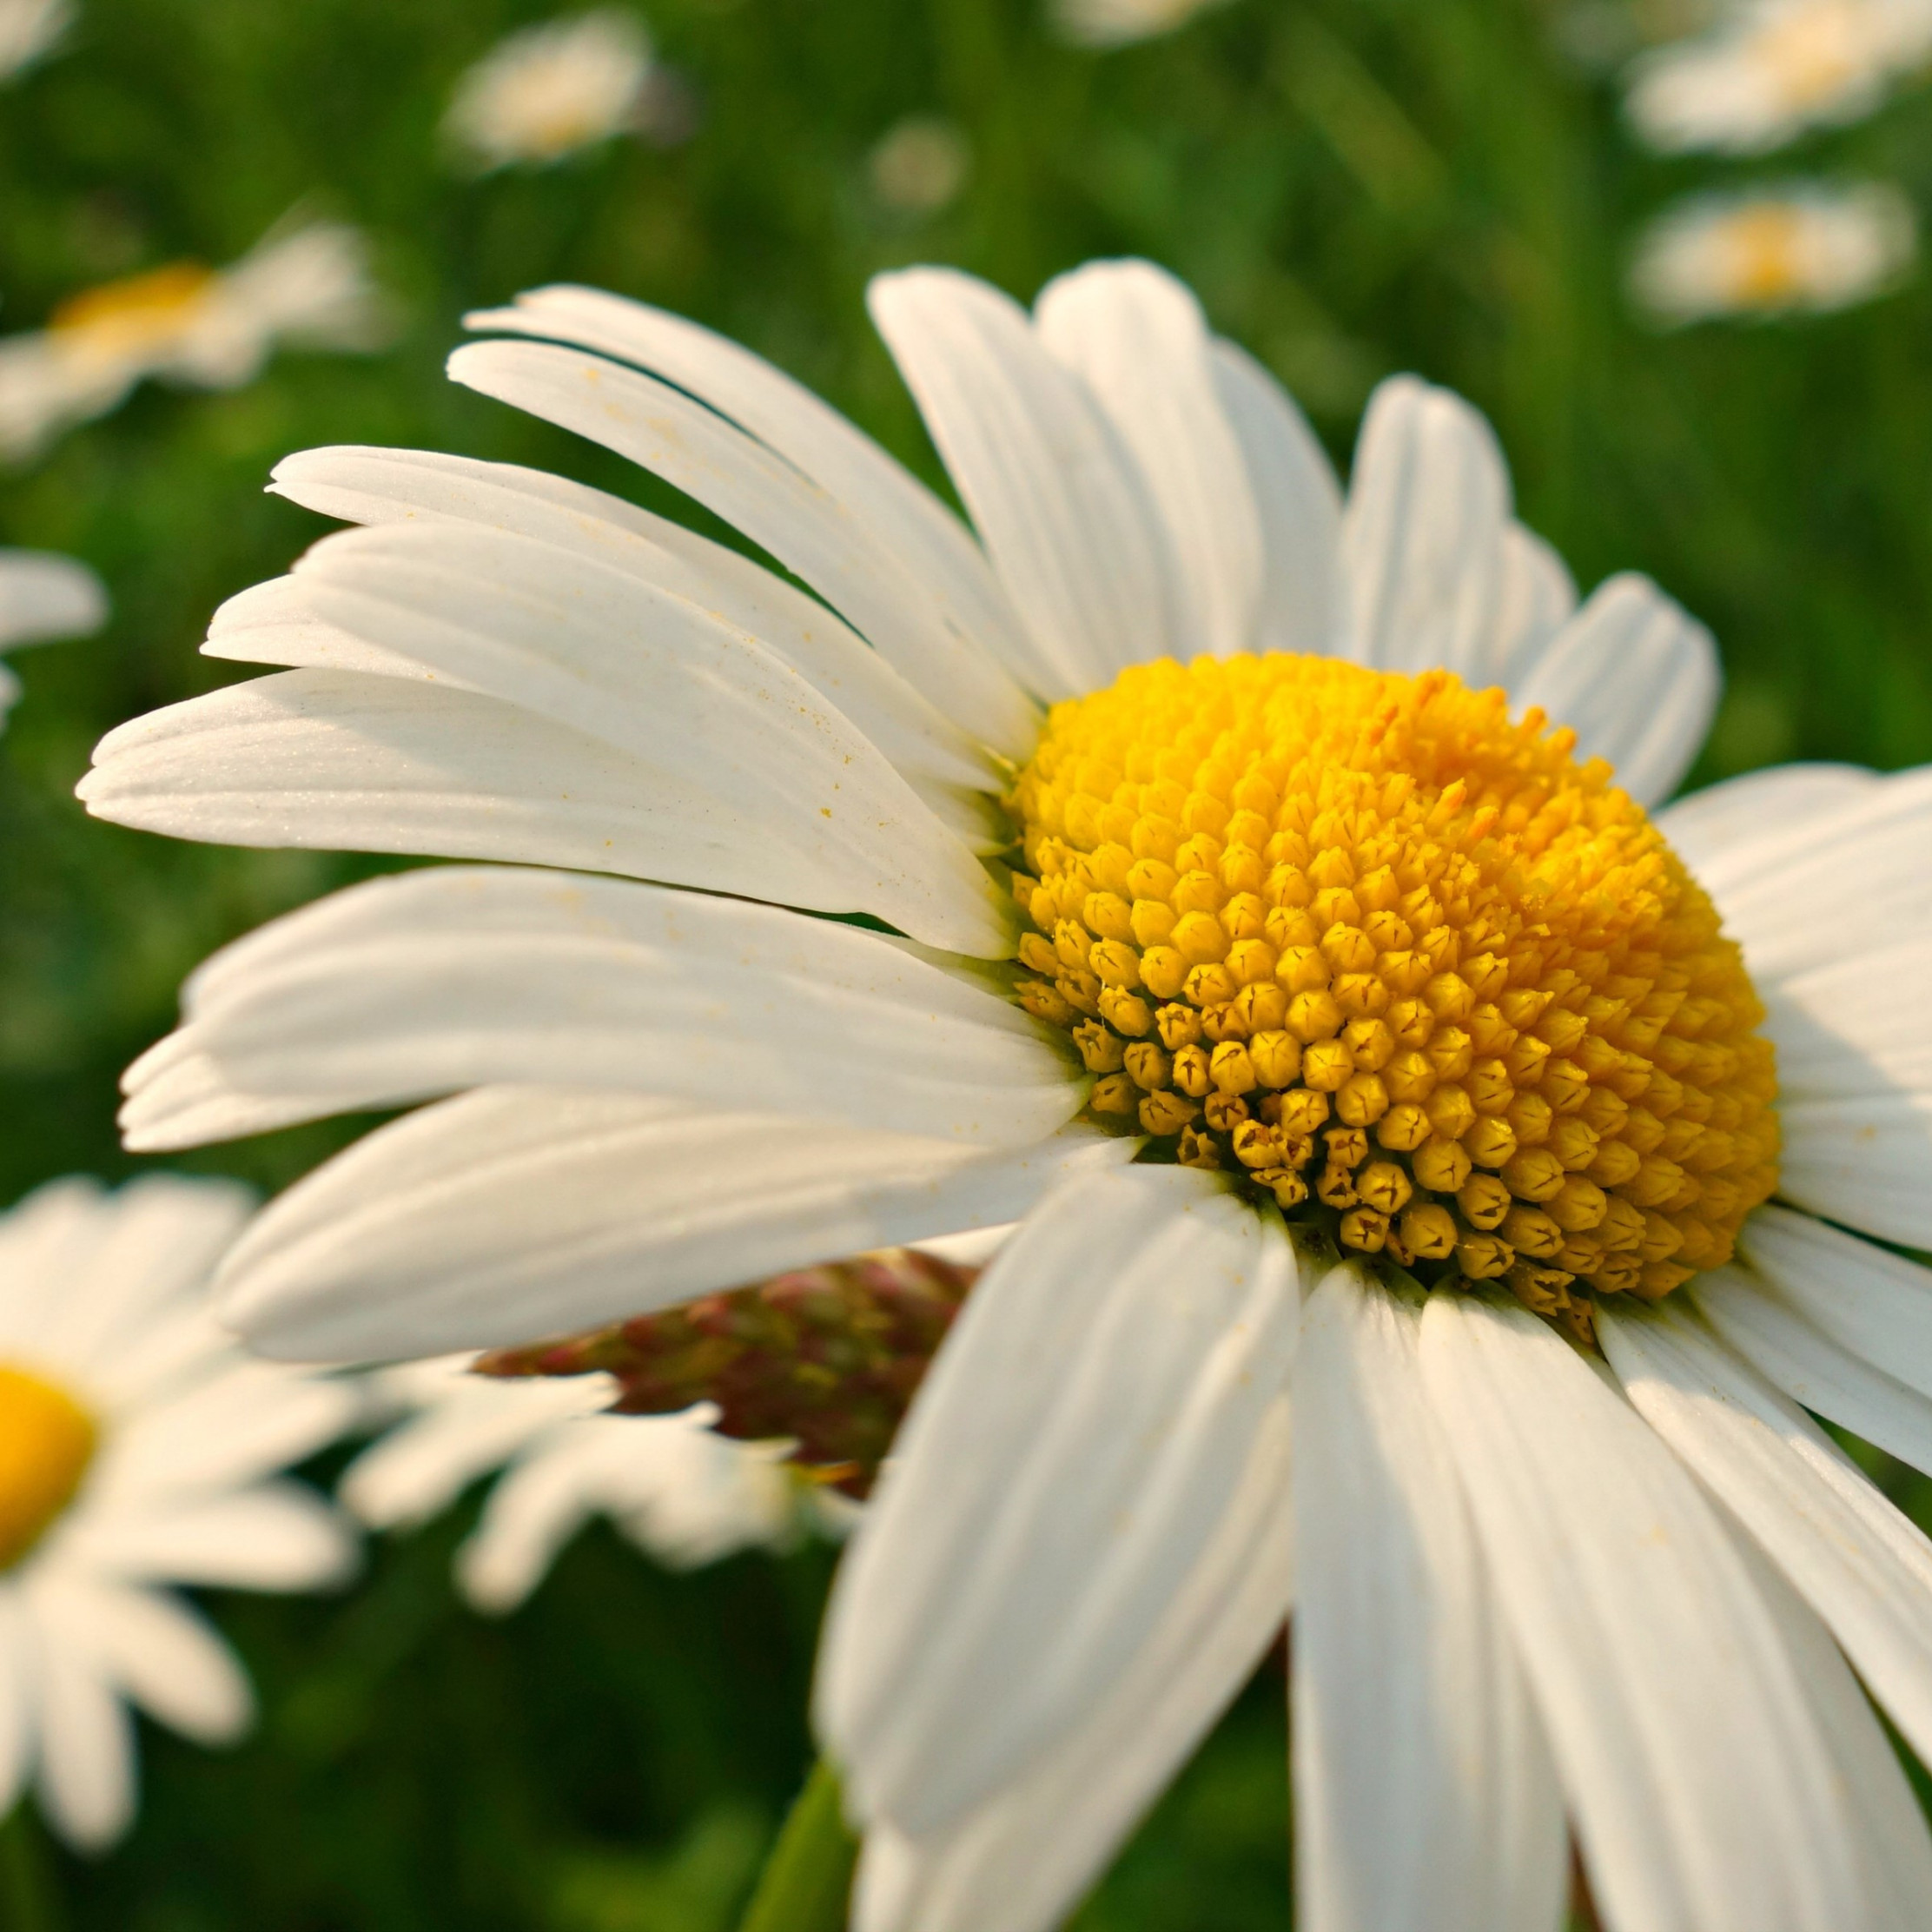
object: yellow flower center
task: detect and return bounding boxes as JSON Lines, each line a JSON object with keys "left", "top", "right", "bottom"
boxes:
{"left": 1010, "top": 655, "right": 1778, "bottom": 1340}
{"left": 49, "top": 261, "right": 217, "bottom": 361}
{"left": 1722, "top": 207, "right": 1810, "bottom": 308}
{"left": 0, "top": 1364, "right": 96, "bottom": 1569}
{"left": 1760, "top": 2, "right": 1861, "bottom": 110}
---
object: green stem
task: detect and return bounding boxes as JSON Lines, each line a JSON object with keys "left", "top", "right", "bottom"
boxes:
{"left": 738, "top": 1759, "right": 857, "bottom": 1932}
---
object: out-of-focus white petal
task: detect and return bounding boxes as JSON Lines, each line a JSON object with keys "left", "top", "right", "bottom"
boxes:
{"left": 1419, "top": 1293, "right": 1870, "bottom": 1932}
{"left": 1491, "top": 524, "right": 1578, "bottom": 690}
{"left": 1035, "top": 261, "right": 1264, "bottom": 660}
{"left": 819, "top": 1165, "right": 1297, "bottom": 1836}
{"left": 70, "top": 1482, "right": 357, "bottom": 1591}
{"left": 1511, "top": 572, "right": 1720, "bottom": 806}
{"left": 217, "top": 1086, "right": 1133, "bottom": 1362}
{"left": 26, "top": 1611, "right": 134, "bottom": 1852}
{"left": 1294, "top": 1267, "right": 1565, "bottom": 1932}
{"left": 0, "top": 548, "right": 107, "bottom": 649}
{"left": 1656, "top": 763, "right": 1876, "bottom": 877}
{"left": 0, "top": 1593, "right": 36, "bottom": 1823}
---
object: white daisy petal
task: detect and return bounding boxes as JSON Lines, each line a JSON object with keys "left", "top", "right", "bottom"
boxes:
{"left": 1034, "top": 260, "right": 1265, "bottom": 660}
{"left": 1603, "top": 1301, "right": 1932, "bottom": 1783}
{"left": 1655, "top": 762, "right": 1876, "bottom": 877}
{"left": 851, "top": 1393, "right": 1293, "bottom": 1932}
{"left": 47, "top": 1578, "right": 252, "bottom": 1745}
{"left": 74, "top": 1482, "right": 357, "bottom": 1591}
{"left": 124, "top": 865, "right": 1069, "bottom": 1152}
{"left": 262, "top": 446, "right": 995, "bottom": 796}
{"left": 1697, "top": 1262, "right": 1932, "bottom": 1475}
{"left": 1777, "top": 1095, "right": 1932, "bottom": 1249}
{"left": 0, "top": 548, "right": 108, "bottom": 649}
{"left": 1510, "top": 572, "right": 1720, "bottom": 806}
{"left": 1763, "top": 937, "right": 1932, "bottom": 1101}
{"left": 463, "top": 282, "right": 1039, "bottom": 712}
{"left": 1735, "top": 1205, "right": 1932, "bottom": 1404}
{"left": 1208, "top": 338, "right": 1349, "bottom": 656}
{"left": 1293, "top": 1267, "right": 1565, "bottom": 1932}
{"left": 1492, "top": 523, "right": 1578, "bottom": 689}
{"left": 867, "top": 266, "right": 1176, "bottom": 696}
{"left": 0, "top": 1593, "right": 37, "bottom": 1823}
{"left": 1419, "top": 1292, "right": 1869, "bottom": 1932}
{"left": 447, "top": 337, "right": 1039, "bottom": 758}
{"left": 817, "top": 1165, "right": 1297, "bottom": 1836}
{"left": 28, "top": 1622, "right": 134, "bottom": 1852}
{"left": 216, "top": 1085, "right": 1134, "bottom": 1362}
{"left": 452, "top": 1434, "right": 605, "bottom": 1614}
{"left": 1340, "top": 374, "right": 1510, "bottom": 680}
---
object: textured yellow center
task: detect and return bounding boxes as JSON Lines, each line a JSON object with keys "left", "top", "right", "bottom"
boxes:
{"left": 1010, "top": 655, "right": 1779, "bottom": 1341}
{"left": 49, "top": 261, "right": 215, "bottom": 358}
{"left": 0, "top": 1365, "right": 96, "bottom": 1569}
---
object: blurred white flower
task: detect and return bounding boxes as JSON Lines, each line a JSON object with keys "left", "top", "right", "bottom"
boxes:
{"left": 1631, "top": 179, "right": 1916, "bottom": 320}
{"left": 1049, "top": 0, "right": 1232, "bottom": 48}
{"left": 341, "top": 1357, "right": 850, "bottom": 1614}
{"left": 0, "top": 547, "right": 105, "bottom": 723}
{"left": 0, "top": 1176, "right": 360, "bottom": 1851}
{"left": 0, "top": 0, "right": 70, "bottom": 82}
{"left": 1627, "top": 0, "right": 1932, "bottom": 151}
{"left": 443, "top": 11, "right": 665, "bottom": 170}
{"left": 867, "top": 117, "right": 971, "bottom": 219}
{"left": 0, "top": 217, "right": 390, "bottom": 462}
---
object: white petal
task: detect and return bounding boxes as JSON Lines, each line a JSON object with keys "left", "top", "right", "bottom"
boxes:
{"left": 28, "top": 1618, "right": 134, "bottom": 1851}
{"left": 1510, "top": 572, "right": 1719, "bottom": 806}
{"left": 217, "top": 1085, "right": 1135, "bottom": 1361}
{"left": 1340, "top": 375, "right": 1510, "bottom": 679}
{"left": 70, "top": 1482, "right": 357, "bottom": 1591}
{"left": 464, "top": 285, "right": 1039, "bottom": 720}
{"left": 1208, "top": 339, "right": 1348, "bottom": 657}
{"left": 83, "top": 668, "right": 980, "bottom": 941}
{"left": 1685, "top": 767, "right": 1932, "bottom": 983}
{"left": 867, "top": 266, "right": 1175, "bottom": 697}
{"left": 125, "top": 865, "right": 1069, "bottom": 1152}
{"left": 40, "top": 1578, "right": 252, "bottom": 1745}
{"left": 1034, "top": 261, "right": 1264, "bottom": 659}
{"left": 1697, "top": 1263, "right": 1932, "bottom": 1475}
{"left": 262, "top": 445, "right": 995, "bottom": 795}
{"left": 0, "top": 1592, "right": 37, "bottom": 1823}
{"left": 818, "top": 1165, "right": 1297, "bottom": 1836}
{"left": 287, "top": 519, "right": 1006, "bottom": 954}
{"left": 1762, "top": 936, "right": 1932, "bottom": 1099}
{"left": 0, "top": 549, "right": 108, "bottom": 648}
{"left": 204, "top": 571, "right": 425, "bottom": 680}
{"left": 447, "top": 338, "right": 1040, "bottom": 758}
{"left": 1735, "top": 1205, "right": 1932, "bottom": 1406}
{"left": 1293, "top": 1267, "right": 1565, "bottom": 1932}
{"left": 1656, "top": 763, "right": 1876, "bottom": 878}
{"left": 1603, "top": 1301, "right": 1932, "bottom": 1784}
{"left": 851, "top": 1393, "right": 1293, "bottom": 1932}
{"left": 1777, "top": 1094, "right": 1932, "bottom": 1249}
{"left": 1419, "top": 1292, "right": 1870, "bottom": 1932}
{"left": 453, "top": 1437, "right": 602, "bottom": 1612}
{"left": 1492, "top": 523, "right": 1577, "bottom": 688}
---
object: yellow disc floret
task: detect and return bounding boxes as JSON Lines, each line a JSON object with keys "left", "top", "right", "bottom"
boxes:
{"left": 0, "top": 1365, "right": 96, "bottom": 1569}
{"left": 1009, "top": 654, "right": 1778, "bottom": 1340}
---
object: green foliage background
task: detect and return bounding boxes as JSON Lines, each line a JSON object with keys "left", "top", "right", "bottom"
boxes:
{"left": 3, "top": 0, "right": 1931, "bottom": 1923}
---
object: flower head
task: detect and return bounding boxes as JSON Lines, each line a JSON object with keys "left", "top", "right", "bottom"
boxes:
{"left": 1631, "top": 179, "right": 1916, "bottom": 321}
{"left": 0, "top": 217, "right": 389, "bottom": 460}
{"left": 442, "top": 11, "right": 659, "bottom": 171}
{"left": 0, "top": 1176, "right": 359, "bottom": 1849}
{"left": 81, "top": 258, "right": 1932, "bottom": 1925}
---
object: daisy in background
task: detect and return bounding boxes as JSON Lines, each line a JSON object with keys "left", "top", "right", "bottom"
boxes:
{"left": 1626, "top": 0, "right": 1932, "bottom": 153}
{"left": 442, "top": 11, "right": 695, "bottom": 173}
{"left": 867, "top": 117, "right": 972, "bottom": 222}
{"left": 341, "top": 1357, "right": 848, "bottom": 1615}
{"left": 1048, "top": 0, "right": 1233, "bottom": 50}
{"left": 1631, "top": 177, "right": 1916, "bottom": 320}
{"left": 0, "top": 0, "right": 70, "bottom": 83}
{"left": 78, "top": 256, "right": 1932, "bottom": 1928}
{"left": 0, "top": 546, "right": 106, "bottom": 723}
{"left": 0, "top": 1175, "right": 358, "bottom": 1851}
{"left": 0, "top": 216, "right": 390, "bottom": 463}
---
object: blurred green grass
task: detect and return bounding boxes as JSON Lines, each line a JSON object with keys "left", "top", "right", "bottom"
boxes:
{"left": 4, "top": 0, "right": 1932, "bottom": 1922}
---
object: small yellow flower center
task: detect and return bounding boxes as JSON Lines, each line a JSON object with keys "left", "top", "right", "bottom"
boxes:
{"left": 49, "top": 261, "right": 217, "bottom": 361}
{"left": 0, "top": 1364, "right": 96, "bottom": 1569}
{"left": 1721, "top": 207, "right": 1810, "bottom": 308}
{"left": 1009, "top": 655, "right": 1779, "bottom": 1340}
{"left": 1760, "top": 2, "right": 1861, "bottom": 110}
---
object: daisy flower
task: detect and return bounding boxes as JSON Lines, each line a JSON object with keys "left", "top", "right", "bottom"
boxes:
{"left": 0, "top": 0, "right": 69, "bottom": 82}
{"left": 1631, "top": 178, "right": 1916, "bottom": 321}
{"left": 341, "top": 1356, "right": 847, "bottom": 1614}
{"left": 442, "top": 11, "right": 671, "bottom": 172}
{"left": 1048, "top": 0, "right": 1233, "bottom": 50}
{"left": 0, "top": 546, "right": 107, "bottom": 722}
{"left": 1625, "top": 0, "right": 1932, "bottom": 153}
{"left": 78, "top": 257, "right": 1932, "bottom": 1927}
{"left": 0, "top": 1175, "right": 359, "bottom": 1851}
{"left": 867, "top": 117, "right": 971, "bottom": 220}
{"left": 0, "top": 217, "right": 389, "bottom": 461}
